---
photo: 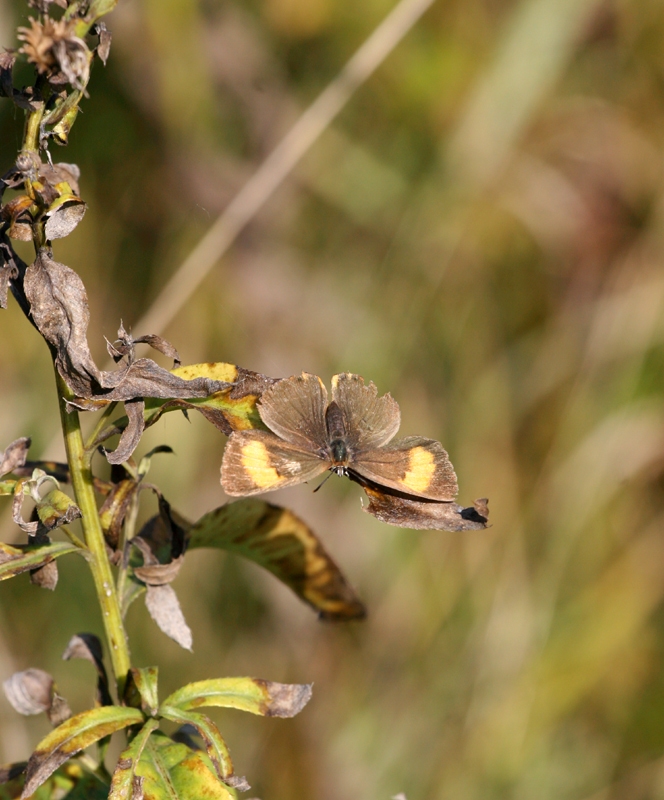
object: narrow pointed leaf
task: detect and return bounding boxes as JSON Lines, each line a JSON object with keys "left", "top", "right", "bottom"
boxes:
{"left": 22, "top": 706, "right": 144, "bottom": 798}
{"left": 159, "top": 706, "right": 248, "bottom": 790}
{"left": 108, "top": 719, "right": 158, "bottom": 800}
{"left": 123, "top": 668, "right": 159, "bottom": 716}
{"left": 0, "top": 541, "right": 81, "bottom": 582}
{"left": 187, "top": 499, "right": 365, "bottom": 621}
{"left": 134, "top": 731, "right": 235, "bottom": 800}
{"left": 161, "top": 677, "right": 312, "bottom": 718}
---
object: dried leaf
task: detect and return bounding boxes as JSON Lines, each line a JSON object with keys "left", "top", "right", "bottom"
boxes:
{"left": 99, "top": 479, "right": 137, "bottom": 550}
{"left": 144, "top": 584, "right": 193, "bottom": 651}
{"left": 104, "top": 397, "right": 144, "bottom": 465}
{"left": 30, "top": 559, "right": 58, "bottom": 590}
{"left": 44, "top": 198, "right": 86, "bottom": 240}
{"left": 3, "top": 669, "right": 71, "bottom": 727}
{"left": 62, "top": 633, "right": 113, "bottom": 707}
{"left": 134, "top": 494, "right": 188, "bottom": 564}
{"left": 188, "top": 499, "right": 366, "bottom": 621}
{"left": 0, "top": 237, "right": 19, "bottom": 309}
{"left": 12, "top": 483, "right": 38, "bottom": 535}
{"left": 39, "top": 162, "right": 80, "bottom": 196}
{"left": 134, "top": 553, "right": 184, "bottom": 586}
{"left": 4, "top": 669, "right": 54, "bottom": 716}
{"left": 0, "top": 438, "right": 30, "bottom": 477}
{"left": 95, "top": 23, "right": 112, "bottom": 65}
{"left": 2, "top": 195, "right": 35, "bottom": 242}
{"left": 361, "top": 485, "right": 490, "bottom": 531}
{"left": 23, "top": 250, "right": 230, "bottom": 463}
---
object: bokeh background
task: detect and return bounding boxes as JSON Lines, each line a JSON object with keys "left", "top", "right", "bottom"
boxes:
{"left": 2, "top": 0, "right": 664, "bottom": 798}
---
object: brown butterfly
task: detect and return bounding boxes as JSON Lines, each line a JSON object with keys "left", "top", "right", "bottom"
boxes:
{"left": 221, "top": 372, "right": 458, "bottom": 500}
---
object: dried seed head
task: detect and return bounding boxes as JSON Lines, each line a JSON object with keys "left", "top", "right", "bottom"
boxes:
{"left": 18, "top": 17, "right": 90, "bottom": 89}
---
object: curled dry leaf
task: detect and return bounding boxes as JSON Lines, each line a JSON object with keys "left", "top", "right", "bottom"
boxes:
{"left": 12, "top": 482, "right": 39, "bottom": 535}
{"left": 108, "top": 323, "right": 181, "bottom": 367}
{"left": 3, "top": 668, "right": 71, "bottom": 725}
{"left": 30, "top": 555, "right": 59, "bottom": 591}
{"left": 99, "top": 478, "right": 137, "bottom": 550}
{"left": 0, "top": 438, "right": 30, "bottom": 477}
{"left": 21, "top": 250, "right": 229, "bottom": 462}
{"left": 4, "top": 669, "right": 53, "bottom": 715}
{"left": 95, "top": 22, "right": 111, "bottom": 64}
{"left": 0, "top": 235, "right": 21, "bottom": 309}
{"left": 2, "top": 195, "right": 35, "bottom": 242}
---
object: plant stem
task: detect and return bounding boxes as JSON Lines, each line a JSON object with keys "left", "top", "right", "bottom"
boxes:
{"left": 55, "top": 371, "right": 131, "bottom": 694}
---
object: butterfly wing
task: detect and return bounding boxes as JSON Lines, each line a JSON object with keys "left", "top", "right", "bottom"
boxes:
{"left": 331, "top": 373, "right": 400, "bottom": 450}
{"left": 257, "top": 373, "right": 329, "bottom": 452}
{"left": 351, "top": 436, "right": 458, "bottom": 501}
{"left": 221, "top": 429, "right": 329, "bottom": 496}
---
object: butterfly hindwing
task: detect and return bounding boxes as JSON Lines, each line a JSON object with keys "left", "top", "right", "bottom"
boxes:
{"left": 331, "top": 373, "right": 400, "bottom": 451}
{"left": 221, "top": 430, "right": 328, "bottom": 496}
{"left": 258, "top": 373, "right": 329, "bottom": 452}
{"left": 351, "top": 436, "right": 458, "bottom": 501}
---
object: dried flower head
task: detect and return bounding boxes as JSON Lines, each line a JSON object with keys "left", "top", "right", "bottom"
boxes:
{"left": 18, "top": 17, "right": 90, "bottom": 89}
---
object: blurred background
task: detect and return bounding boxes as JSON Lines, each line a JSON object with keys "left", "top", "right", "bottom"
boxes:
{"left": 2, "top": 0, "right": 664, "bottom": 797}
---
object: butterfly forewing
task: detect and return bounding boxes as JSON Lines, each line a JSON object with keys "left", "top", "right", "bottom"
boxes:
{"left": 221, "top": 429, "right": 328, "bottom": 496}
{"left": 258, "top": 373, "right": 329, "bottom": 452}
{"left": 331, "top": 373, "right": 400, "bottom": 451}
{"left": 352, "top": 436, "right": 458, "bottom": 501}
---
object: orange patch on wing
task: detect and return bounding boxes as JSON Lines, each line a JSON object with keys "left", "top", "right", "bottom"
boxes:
{"left": 401, "top": 447, "right": 435, "bottom": 493}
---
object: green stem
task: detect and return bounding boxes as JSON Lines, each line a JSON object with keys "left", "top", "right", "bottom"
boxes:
{"left": 55, "top": 371, "right": 131, "bottom": 694}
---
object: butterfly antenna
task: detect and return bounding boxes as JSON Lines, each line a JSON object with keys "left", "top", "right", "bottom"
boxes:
{"left": 313, "top": 471, "right": 334, "bottom": 493}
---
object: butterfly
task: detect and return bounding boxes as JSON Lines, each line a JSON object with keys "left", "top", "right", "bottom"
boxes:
{"left": 220, "top": 372, "right": 459, "bottom": 501}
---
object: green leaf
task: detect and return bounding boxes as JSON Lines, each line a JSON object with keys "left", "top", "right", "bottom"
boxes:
{"left": 0, "top": 481, "right": 15, "bottom": 496}
{"left": 134, "top": 731, "right": 235, "bottom": 800}
{"left": 108, "top": 719, "right": 158, "bottom": 800}
{"left": 0, "top": 541, "right": 81, "bottom": 582}
{"left": 158, "top": 707, "right": 247, "bottom": 790}
{"left": 22, "top": 706, "right": 144, "bottom": 798}
{"left": 123, "top": 668, "right": 159, "bottom": 716}
{"left": 160, "top": 677, "right": 312, "bottom": 718}
{"left": 187, "top": 499, "right": 366, "bottom": 621}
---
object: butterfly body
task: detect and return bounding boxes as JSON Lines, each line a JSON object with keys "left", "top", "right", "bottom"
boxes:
{"left": 221, "top": 372, "right": 458, "bottom": 501}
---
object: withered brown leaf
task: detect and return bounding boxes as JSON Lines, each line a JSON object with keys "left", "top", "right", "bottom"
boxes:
{"left": 22, "top": 250, "right": 230, "bottom": 462}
